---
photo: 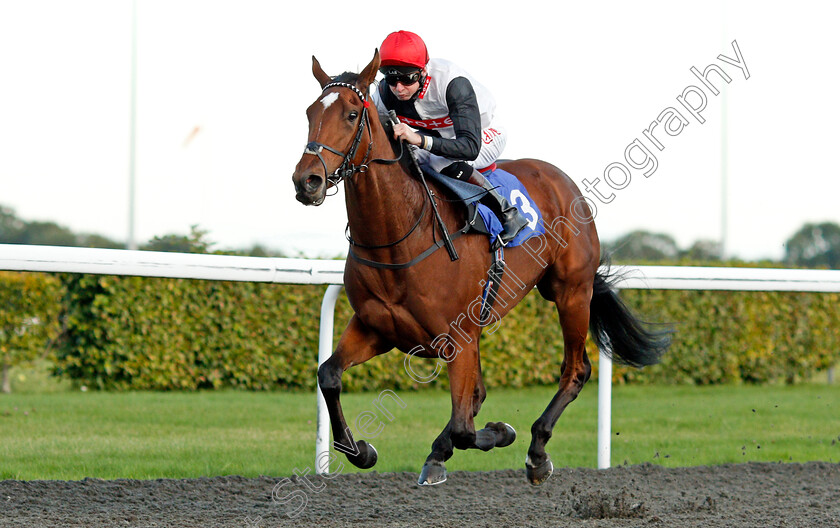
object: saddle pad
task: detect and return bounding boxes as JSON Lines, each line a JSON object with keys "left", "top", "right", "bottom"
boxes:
{"left": 479, "top": 169, "right": 545, "bottom": 247}
{"left": 424, "top": 167, "right": 545, "bottom": 247}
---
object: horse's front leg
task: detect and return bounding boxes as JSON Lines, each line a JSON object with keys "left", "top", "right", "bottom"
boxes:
{"left": 318, "top": 315, "right": 391, "bottom": 469}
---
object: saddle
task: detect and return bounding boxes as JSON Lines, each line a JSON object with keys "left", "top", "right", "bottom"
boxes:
{"left": 422, "top": 165, "right": 545, "bottom": 248}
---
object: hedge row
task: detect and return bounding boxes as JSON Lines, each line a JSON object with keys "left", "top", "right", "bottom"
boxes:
{"left": 50, "top": 269, "right": 840, "bottom": 391}
{"left": 0, "top": 272, "right": 62, "bottom": 391}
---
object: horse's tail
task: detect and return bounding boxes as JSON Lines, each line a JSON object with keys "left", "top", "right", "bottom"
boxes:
{"left": 588, "top": 264, "right": 672, "bottom": 367}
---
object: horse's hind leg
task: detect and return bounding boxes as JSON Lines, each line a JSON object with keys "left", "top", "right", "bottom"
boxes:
{"left": 318, "top": 315, "right": 391, "bottom": 469}
{"left": 418, "top": 343, "right": 481, "bottom": 486}
{"left": 526, "top": 279, "right": 593, "bottom": 485}
{"left": 472, "top": 365, "right": 517, "bottom": 450}
{"left": 418, "top": 343, "right": 516, "bottom": 486}
{"left": 419, "top": 422, "right": 453, "bottom": 485}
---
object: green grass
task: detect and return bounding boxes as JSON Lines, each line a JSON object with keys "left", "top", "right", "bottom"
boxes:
{"left": 0, "top": 383, "right": 838, "bottom": 480}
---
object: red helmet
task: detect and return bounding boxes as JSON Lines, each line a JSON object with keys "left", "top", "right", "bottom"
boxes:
{"left": 379, "top": 31, "right": 429, "bottom": 70}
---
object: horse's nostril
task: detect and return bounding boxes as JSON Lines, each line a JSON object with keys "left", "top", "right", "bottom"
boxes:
{"left": 304, "top": 175, "right": 323, "bottom": 193}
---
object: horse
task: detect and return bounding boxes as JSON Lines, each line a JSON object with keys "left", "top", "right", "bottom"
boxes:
{"left": 292, "top": 50, "right": 670, "bottom": 485}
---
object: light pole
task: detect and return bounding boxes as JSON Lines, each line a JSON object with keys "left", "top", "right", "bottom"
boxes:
{"left": 127, "top": 0, "right": 138, "bottom": 250}
{"left": 720, "top": 86, "right": 728, "bottom": 260}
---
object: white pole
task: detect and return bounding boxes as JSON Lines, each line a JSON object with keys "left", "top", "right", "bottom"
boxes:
{"left": 719, "top": 5, "right": 729, "bottom": 260}
{"left": 127, "top": 0, "right": 138, "bottom": 250}
{"left": 597, "top": 349, "right": 612, "bottom": 469}
{"left": 720, "top": 73, "right": 728, "bottom": 259}
{"left": 316, "top": 284, "right": 343, "bottom": 474}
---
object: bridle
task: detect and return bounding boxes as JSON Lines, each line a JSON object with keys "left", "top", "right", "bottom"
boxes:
{"left": 303, "top": 82, "right": 370, "bottom": 188}
{"left": 301, "top": 79, "right": 466, "bottom": 268}
{"left": 302, "top": 82, "right": 377, "bottom": 189}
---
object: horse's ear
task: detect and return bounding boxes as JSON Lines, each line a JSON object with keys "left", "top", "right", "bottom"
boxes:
{"left": 312, "top": 56, "right": 332, "bottom": 88}
{"left": 356, "top": 49, "right": 381, "bottom": 92}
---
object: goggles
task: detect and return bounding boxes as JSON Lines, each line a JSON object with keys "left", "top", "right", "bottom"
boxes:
{"left": 383, "top": 70, "right": 422, "bottom": 87}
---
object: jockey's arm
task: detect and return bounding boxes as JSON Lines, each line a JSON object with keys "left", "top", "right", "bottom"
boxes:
{"left": 372, "top": 91, "right": 422, "bottom": 146}
{"left": 423, "top": 77, "right": 481, "bottom": 161}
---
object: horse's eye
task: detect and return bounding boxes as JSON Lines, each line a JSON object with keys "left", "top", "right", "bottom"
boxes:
{"left": 348, "top": 111, "right": 358, "bottom": 121}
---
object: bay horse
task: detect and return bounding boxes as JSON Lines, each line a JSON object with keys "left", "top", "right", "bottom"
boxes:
{"left": 292, "top": 50, "right": 670, "bottom": 485}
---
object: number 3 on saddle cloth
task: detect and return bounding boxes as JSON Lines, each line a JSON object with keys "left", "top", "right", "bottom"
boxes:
{"left": 423, "top": 166, "right": 546, "bottom": 321}
{"left": 423, "top": 166, "right": 546, "bottom": 249}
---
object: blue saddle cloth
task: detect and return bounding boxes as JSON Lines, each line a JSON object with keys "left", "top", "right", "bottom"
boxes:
{"left": 424, "top": 167, "right": 545, "bottom": 247}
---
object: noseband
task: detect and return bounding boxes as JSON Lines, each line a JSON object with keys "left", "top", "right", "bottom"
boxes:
{"left": 303, "top": 82, "right": 373, "bottom": 187}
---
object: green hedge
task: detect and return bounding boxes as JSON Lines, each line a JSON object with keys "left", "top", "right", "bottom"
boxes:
{"left": 50, "top": 268, "right": 840, "bottom": 391}
{"left": 0, "top": 272, "right": 62, "bottom": 392}
{"left": 605, "top": 289, "right": 840, "bottom": 385}
{"left": 56, "top": 274, "right": 330, "bottom": 391}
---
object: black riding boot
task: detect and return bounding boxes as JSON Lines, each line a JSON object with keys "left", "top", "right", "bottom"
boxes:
{"left": 466, "top": 168, "right": 529, "bottom": 245}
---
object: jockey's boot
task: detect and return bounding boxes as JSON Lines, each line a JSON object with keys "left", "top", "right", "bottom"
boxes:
{"left": 466, "top": 168, "right": 529, "bottom": 245}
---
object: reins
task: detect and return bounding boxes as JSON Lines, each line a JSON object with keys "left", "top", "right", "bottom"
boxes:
{"left": 346, "top": 197, "right": 429, "bottom": 250}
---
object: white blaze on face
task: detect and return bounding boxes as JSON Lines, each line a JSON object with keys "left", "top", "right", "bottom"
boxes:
{"left": 320, "top": 92, "right": 339, "bottom": 109}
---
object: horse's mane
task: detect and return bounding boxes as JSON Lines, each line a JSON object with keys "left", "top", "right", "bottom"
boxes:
{"left": 332, "top": 71, "right": 359, "bottom": 84}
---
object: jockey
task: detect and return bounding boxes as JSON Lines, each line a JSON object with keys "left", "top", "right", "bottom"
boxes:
{"left": 371, "top": 30, "right": 529, "bottom": 246}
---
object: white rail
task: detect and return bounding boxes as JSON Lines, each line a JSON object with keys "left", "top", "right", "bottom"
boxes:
{"left": 611, "top": 265, "right": 840, "bottom": 292}
{"left": 2, "top": 244, "right": 839, "bottom": 473}
{"left": 0, "top": 244, "right": 344, "bottom": 284}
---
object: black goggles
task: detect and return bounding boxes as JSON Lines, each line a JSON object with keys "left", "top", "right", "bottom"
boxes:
{"left": 384, "top": 70, "right": 422, "bottom": 87}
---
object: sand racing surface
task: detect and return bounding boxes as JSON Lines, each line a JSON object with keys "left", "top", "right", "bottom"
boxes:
{"left": 2, "top": 462, "right": 839, "bottom": 527}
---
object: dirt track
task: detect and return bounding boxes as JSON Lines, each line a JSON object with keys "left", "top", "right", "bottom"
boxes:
{"left": 2, "top": 462, "right": 839, "bottom": 527}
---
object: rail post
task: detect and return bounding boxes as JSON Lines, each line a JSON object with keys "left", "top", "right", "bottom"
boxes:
{"left": 597, "top": 350, "right": 612, "bottom": 469}
{"left": 315, "top": 284, "right": 343, "bottom": 474}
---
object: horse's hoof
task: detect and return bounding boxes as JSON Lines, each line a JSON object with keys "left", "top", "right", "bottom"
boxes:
{"left": 477, "top": 422, "right": 517, "bottom": 450}
{"left": 418, "top": 461, "right": 447, "bottom": 486}
{"left": 349, "top": 440, "right": 378, "bottom": 469}
{"left": 475, "top": 428, "right": 496, "bottom": 451}
{"left": 525, "top": 455, "right": 554, "bottom": 486}
{"left": 495, "top": 422, "right": 517, "bottom": 448}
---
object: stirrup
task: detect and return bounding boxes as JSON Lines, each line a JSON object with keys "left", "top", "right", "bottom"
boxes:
{"left": 491, "top": 234, "right": 505, "bottom": 251}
